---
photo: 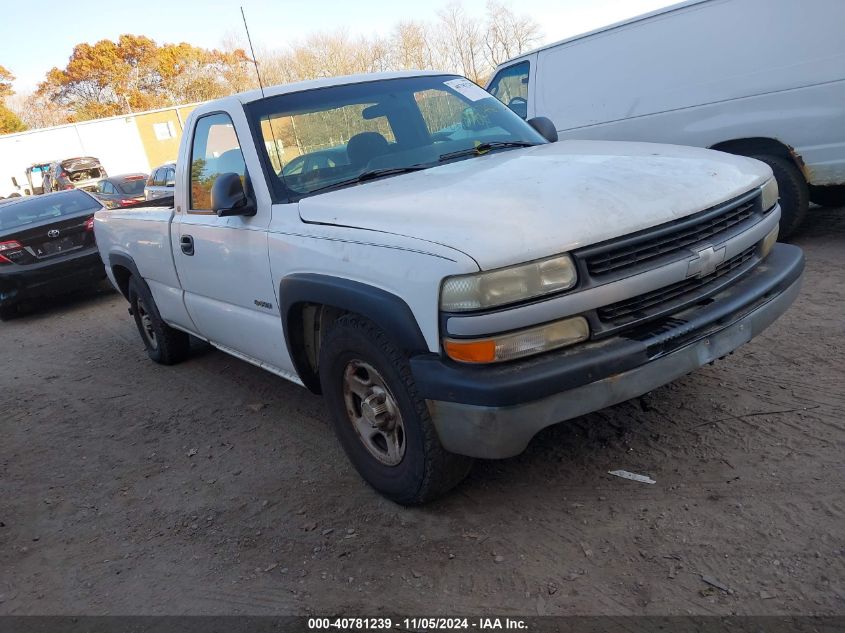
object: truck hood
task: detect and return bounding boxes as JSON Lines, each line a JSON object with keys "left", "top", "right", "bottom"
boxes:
{"left": 297, "top": 140, "right": 772, "bottom": 270}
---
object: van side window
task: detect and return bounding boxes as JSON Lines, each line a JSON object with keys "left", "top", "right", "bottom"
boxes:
{"left": 488, "top": 61, "right": 530, "bottom": 119}
{"left": 189, "top": 113, "right": 247, "bottom": 211}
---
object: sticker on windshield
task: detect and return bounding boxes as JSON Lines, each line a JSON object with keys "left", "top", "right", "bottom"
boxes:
{"left": 444, "top": 78, "right": 490, "bottom": 102}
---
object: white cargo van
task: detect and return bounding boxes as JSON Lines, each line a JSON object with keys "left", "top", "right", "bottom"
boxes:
{"left": 486, "top": 0, "right": 845, "bottom": 237}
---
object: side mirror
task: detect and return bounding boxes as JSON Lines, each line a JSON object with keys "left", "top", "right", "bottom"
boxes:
{"left": 211, "top": 173, "right": 256, "bottom": 217}
{"left": 527, "top": 116, "right": 558, "bottom": 143}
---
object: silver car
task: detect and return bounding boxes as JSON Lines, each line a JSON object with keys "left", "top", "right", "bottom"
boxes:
{"left": 144, "top": 162, "right": 176, "bottom": 200}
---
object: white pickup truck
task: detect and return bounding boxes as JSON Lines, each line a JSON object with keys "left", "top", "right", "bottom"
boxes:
{"left": 95, "top": 71, "right": 804, "bottom": 504}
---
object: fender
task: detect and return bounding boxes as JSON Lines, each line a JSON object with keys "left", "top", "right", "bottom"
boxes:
{"left": 280, "top": 273, "right": 429, "bottom": 393}
{"left": 108, "top": 252, "right": 144, "bottom": 299}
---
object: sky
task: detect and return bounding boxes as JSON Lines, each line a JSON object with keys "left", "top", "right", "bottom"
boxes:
{"left": 1, "top": 0, "right": 679, "bottom": 93}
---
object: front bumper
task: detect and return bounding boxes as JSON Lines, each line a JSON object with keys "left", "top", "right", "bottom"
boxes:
{"left": 0, "top": 249, "right": 105, "bottom": 306}
{"left": 413, "top": 243, "right": 804, "bottom": 459}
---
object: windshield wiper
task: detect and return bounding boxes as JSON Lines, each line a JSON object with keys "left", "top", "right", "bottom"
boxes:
{"left": 438, "top": 141, "right": 536, "bottom": 162}
{"left": 307, "top": 165, "right": 431, "bottom": 195}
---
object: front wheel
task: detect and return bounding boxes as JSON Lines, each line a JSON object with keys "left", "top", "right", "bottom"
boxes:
{"left": 318, "top": 314, "right": 473, "bottom": 504}
{"left": 127, "top": 275, "right": 189, "bottom": 365}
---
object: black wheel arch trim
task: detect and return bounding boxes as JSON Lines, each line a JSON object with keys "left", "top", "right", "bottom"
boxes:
{"left": 279, "top": 273, "right": 429, "bottom": 393}
{"left": 108, "top": 253, "right": 143, "bottom": 300}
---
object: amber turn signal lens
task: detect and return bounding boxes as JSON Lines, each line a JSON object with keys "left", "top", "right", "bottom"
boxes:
{"left": 443, "top": 339, "right": 497, "bottom": 363}
{"left": 444, "top": 316, "right": 590, "bottom": 364}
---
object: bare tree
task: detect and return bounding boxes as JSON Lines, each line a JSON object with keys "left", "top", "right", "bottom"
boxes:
{"left": 10, "top": 92, "right": 68, "bottom": 129}
{"left": 483, "top": 0, "right": 542, "bottom": 69}
{"left": 438, "top": 3, "right": 486, "bottom": 84}
{"left": 391, "top": 21, "right": 438, "bottom": 70}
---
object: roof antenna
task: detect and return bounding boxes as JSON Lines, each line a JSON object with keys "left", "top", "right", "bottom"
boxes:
{"left": 241, "top": 6, "right": 265, "bottom": 98}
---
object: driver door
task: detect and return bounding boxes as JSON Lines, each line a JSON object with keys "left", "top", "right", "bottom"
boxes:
{"left": 487, "top": 59, "right": 534, "bottom": 120}
{"left": 172, "top": 112, "right": 289, "bottom": 370}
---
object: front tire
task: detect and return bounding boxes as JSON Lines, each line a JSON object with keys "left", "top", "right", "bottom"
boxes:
{"left": 750, "top": 154, "right": 808, "bottom": 239}
{"left": 318, "top": 314, "right": 473, "bottom": 504}
{"left": 127, "top": 275, "right": 189, "bottom": 365}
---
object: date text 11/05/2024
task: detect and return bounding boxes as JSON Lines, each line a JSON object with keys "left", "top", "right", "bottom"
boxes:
{"left": 307, "top": 617, "right": 528, "bottom": 630}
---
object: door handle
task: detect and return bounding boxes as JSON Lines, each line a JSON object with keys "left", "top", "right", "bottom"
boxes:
{"left": 180, "top": 234, "right": 194, "bottom": 256}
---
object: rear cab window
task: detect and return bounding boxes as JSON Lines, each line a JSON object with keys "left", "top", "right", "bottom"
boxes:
{"left": 488, "top": 61, "right": 530, "bottom": 119}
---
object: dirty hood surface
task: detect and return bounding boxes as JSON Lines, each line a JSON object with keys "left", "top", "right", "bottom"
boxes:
{"left": 298, "top": 140, "right": 772, "bottom": 270}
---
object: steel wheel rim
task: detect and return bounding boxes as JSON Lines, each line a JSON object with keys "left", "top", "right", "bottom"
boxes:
{"left": 136, "top": 298, "right": 158, "bottom": 351}
{"left": 342, "top": 359, "right": 406, "bottom": 466}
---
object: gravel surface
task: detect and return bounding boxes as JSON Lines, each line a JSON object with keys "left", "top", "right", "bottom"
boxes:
{"left": 1, "top": 207, "right": 843, "bottom": 615}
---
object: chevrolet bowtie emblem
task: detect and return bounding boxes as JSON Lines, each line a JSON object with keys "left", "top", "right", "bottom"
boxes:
{"left": 687, "top": 244, "right": 726, "bottom": 278}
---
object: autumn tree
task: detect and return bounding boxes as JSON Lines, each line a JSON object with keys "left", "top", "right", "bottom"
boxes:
{"left": 0, "top": 65, "right": 26, "bottom": 133}
{"left": 37, "top": 35, "right": 252, "bottom": 120}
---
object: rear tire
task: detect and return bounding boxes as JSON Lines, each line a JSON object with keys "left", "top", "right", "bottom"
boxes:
{"left": 127, "top": 275, "right": 189, "bottom": 365}
{"left": 749, "top": 154, "right": 808, "bottom": 239}
{"left": 318, "top": 314, "right": 473, "bottom": 504}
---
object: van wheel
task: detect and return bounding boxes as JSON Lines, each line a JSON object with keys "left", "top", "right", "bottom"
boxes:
{"left": 127, "top": 275, "right": 190, "bottom": 365}
{"left": 318, "top": 314, "right": 473, "bottom": 504}
{"left": 810, "top": 185, "right": 845, "bottom": 208}
{"left": 750, "top": 154, "right": 808, "bottom": 239}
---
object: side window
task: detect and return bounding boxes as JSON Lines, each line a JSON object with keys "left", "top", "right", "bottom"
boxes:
{"left": 103, "top": 182, "right": 117, "bottom": 194}
{"left": 165, "top": 167, "right": 175, "bottom": 186}
{"left": 488, "top": 61, "right": 530, "bottom": 119}
{"left": 190, "top": 113, "right": 246, "bottom": 211}
{"left": 151, "top": 168, "right": 163, "bottom": 187}
{"left": 96, "top": 181, "right": 106, "bottom": 193}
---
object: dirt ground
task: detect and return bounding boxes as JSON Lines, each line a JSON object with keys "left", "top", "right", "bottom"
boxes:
{"left": 1, "top": 208, "right": 843, "bottom": 617}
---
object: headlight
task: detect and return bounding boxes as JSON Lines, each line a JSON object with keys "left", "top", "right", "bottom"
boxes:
{"left": 444, "top": 316, "right": 590, "bottom": 364}
{"left": 761, "top": 178, "right": 778, "bottom": 211}
{"left": 440, "top": 254, "right": 577, "bottom": 312}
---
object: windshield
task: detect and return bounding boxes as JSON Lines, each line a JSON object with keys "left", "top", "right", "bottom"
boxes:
{"left": 0, "top": 190, "right": 100, "bottom": 231}
{"left": 246, "top": 74, "right": 546, "bottom": 200}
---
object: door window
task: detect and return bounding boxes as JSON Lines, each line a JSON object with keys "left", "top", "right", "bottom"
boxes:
{"left": 488, "top": 61, "right": 530, "bottom": 119}
{"left": 189, "top": 113, "right": 247, "bottom": 212}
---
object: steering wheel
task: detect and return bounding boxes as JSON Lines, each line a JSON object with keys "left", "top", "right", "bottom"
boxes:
{"left": 507, "top": 96, "right": 528, "bottom": 119}
{"left": 431, "top": 131, "right": 453, "bottom": 144}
